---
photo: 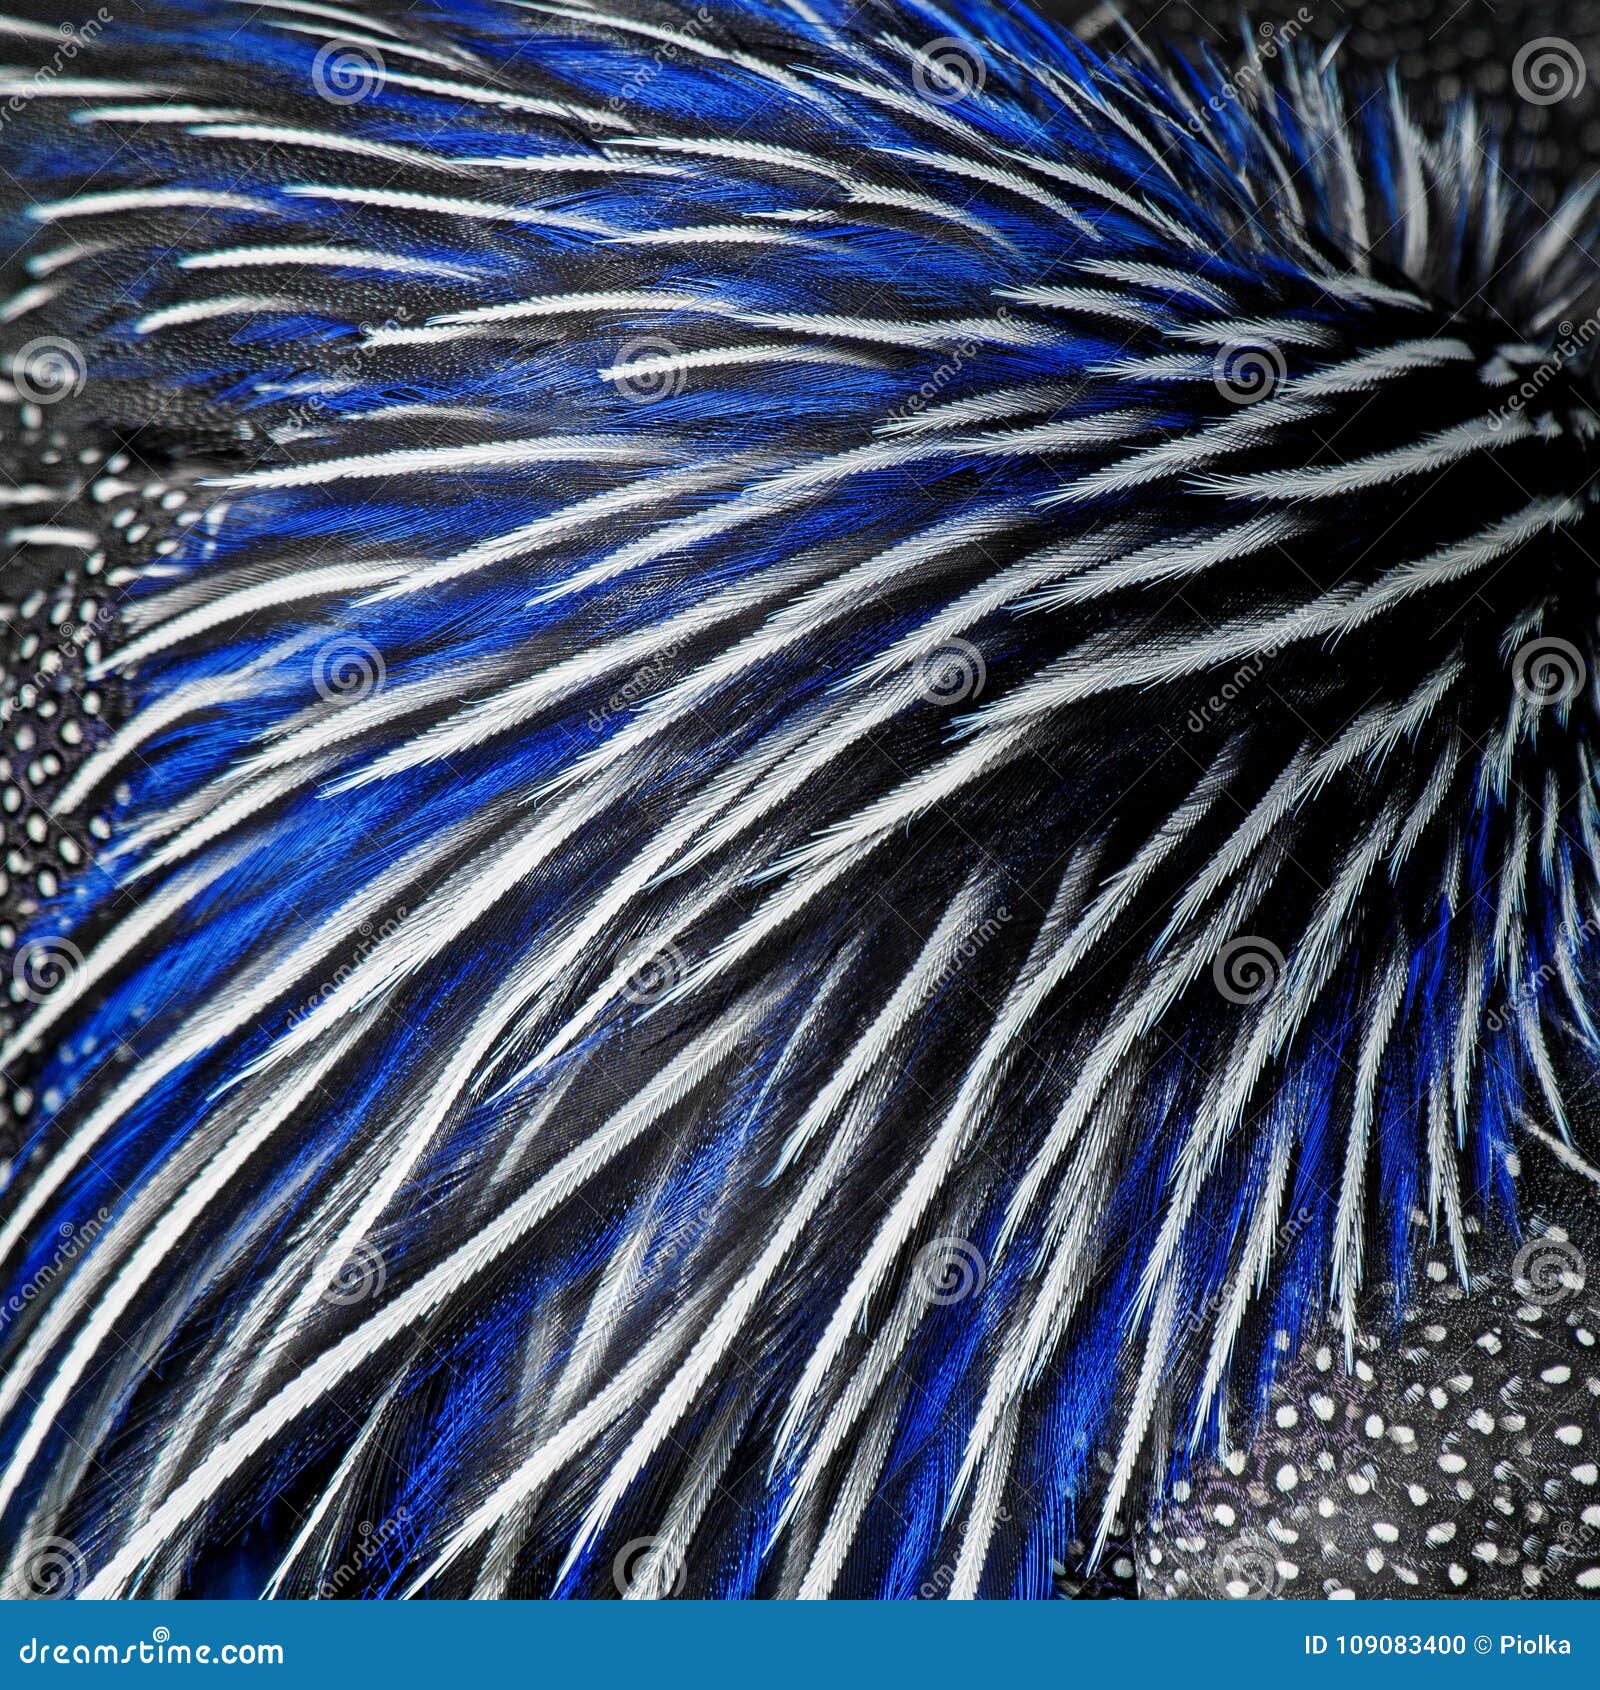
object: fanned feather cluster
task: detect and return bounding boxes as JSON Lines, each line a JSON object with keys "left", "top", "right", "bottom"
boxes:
{"left": 1, "top": 0, "right": 1599, "bottom": 1599}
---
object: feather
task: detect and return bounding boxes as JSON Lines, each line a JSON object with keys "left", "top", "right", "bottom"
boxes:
{"left": 0, "top": 0, "right": 1598, "bottom": 1600}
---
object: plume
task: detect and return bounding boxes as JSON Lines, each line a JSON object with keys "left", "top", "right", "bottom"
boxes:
{"left": 0, "top": 0, "right": 1598, "bottom": 1599}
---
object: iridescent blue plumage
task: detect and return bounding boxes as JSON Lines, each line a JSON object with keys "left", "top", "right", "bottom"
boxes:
{"left": 0, "top": 0, "right": 1597, "bottom": 1598}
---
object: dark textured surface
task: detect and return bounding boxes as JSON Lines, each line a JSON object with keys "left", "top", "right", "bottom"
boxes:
{"left": 1138, "top": 1209, "right": 1600, "bottom": 1597}
{"left": 0, "top": 418, "right": 128, "bottom": 1167}
{"left": 1080, "top": 1055, "right": 1600, "bottom": 1598}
